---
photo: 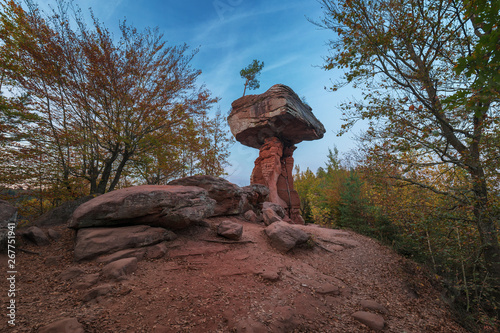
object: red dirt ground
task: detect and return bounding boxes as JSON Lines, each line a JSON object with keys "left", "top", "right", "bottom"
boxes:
{"left": 1, "top": 216, "right": 467, "bottom": 332}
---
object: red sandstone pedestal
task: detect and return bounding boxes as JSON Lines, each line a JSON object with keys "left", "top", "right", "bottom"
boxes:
{"left": 228, "top": 84, "right": 325, "bottom": 225}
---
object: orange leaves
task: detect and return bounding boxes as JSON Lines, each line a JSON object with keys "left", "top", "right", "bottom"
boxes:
{"left": 0, "top": 1, "right": 223, "bottom": 194}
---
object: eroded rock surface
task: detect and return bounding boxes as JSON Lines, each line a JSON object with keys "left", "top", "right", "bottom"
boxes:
{"left": 74, "top": 225, "right": 176, "bottom": 261}
{"left": 228, "top": 84, "right": 324, "bottom": 224}
{"left": 69, "top": 185, "right": 215, "bottom": 229}
{"left": 265, "top": 221, "right": 309, "bottom": 252}
{"left": 168, "top": 175, "right": 244, "bottom": 216}
{"left": 228, "top": 84, "right": 325, "bottom": 149}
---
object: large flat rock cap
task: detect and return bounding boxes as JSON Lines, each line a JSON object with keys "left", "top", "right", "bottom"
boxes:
{"left": 228, "top": 84, "right": 326, "bottom": 149}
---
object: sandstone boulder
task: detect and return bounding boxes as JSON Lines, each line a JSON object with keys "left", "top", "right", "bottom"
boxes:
{"left": 243, "top": 210, "right": 259, "bottom": 223}
{"left": 228, "top": 84, "right": 323, "bottom": 225}
{"left": 38, "top": 317, "right": 84, "bottom": 333}
{"left": 217, "top": 220, "right": 243, "bottom": 240}
{"left": 145, "top": 242, "right": 168, "bottom": 259}
{"left": 74, "top": 225, "right": 176, "bottom": 261}
{"left": 69, "top": 185, "right": 215, "bottom": 230}
{"left": 96, "top": 248, "right": 147, "bottom": 265}
{"left": 240, "top": 184, "right": 270, "bottom": 213}
{"left": 262, "top": 207, "right": 282, "bottom": 226}
{"left": 265, "top": 221, "right": 309, "bottom": 252}
{"left": 228, "top": 84, "right": 325, "bottom": 149}
{"left": 351, "top": 311, "right": 385, "bottom": 331}
{"left": 360, "top": 300, "right": 389, "bottom": 314}
{"left": 263, "top": 202, "right": 286, "bottom": 218}
{"left": 20, "top": 226, "right": 50, "bottom": 246}
{"left": 35, "top": 195, "right": 95, "bottom": 227}
{"left": 102, "top": 257, "right": 138, "bottom": 281}
{"left": 168, "top": 175, "right": 244, "bottom": 216}
{"left": 47, "top": 228, "right": 62, "bottom": 240}
{"left": 82, "top": 283, "right": 114, "bottom": 302}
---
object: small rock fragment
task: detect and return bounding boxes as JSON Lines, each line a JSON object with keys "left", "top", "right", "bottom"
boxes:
{"left": 243, "top": 210, "right": 259, "bottom": 223}
{"left": 102, "top": 257, "right": 138, "bottom": 281}
{"left": 352, "top": 311, "right": 385, "bottom": 331}
{"left": 217, "top": 220, "right": 243, "bottom": 240}
{"left": 59, "top": 267, "right": 85, "bottom": 281}
{"left": 145, "top": 242, "right": 168, "bottom": 259}
{"left": 72, "top": 273, "right": 100, "bottom": 290}
{"left": 82, "top": 283, "right": 114, "bottom": 302}
{"left": 360, "top": 299, "right": 389, "bottom": 314}
{"left": 47, "top": 228, "right": 62, "bottom": 240}
{"left": 315, "top": 284, "right": 340, "bottom": 296}
{"left": 21, "top": 226, "right": 50, "bottom": 246}
{"left": 38, "top": 317, "right": 84, "bottom": 333}
{"left": 262, "top": 208, "right": 282, "bottom": 226}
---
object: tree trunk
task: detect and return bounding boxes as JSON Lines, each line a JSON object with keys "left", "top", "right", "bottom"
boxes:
{"left": 107, "top": 150, "right": 131, "bottom": 192}
{"left": 243, "top": 80, "right": 248, "bottom": 96}
{"left": 472, "top": 171, "right": 500, "bottom": 288}
{"left": 94, "top": 146, "right": 120, "bottom": 194}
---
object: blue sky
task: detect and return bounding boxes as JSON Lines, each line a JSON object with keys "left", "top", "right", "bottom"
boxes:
{"left": 36, "top": 0, "right": 362, "bottom": 186}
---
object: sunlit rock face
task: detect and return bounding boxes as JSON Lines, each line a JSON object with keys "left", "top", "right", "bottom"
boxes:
{"left": 228, "top": 84, "right": 325, "bottom": 224}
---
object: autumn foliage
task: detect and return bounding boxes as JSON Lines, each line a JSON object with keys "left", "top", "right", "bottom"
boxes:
{"left": 310, "top": 0, "right": 499, "bottom": 328}
{"left": 295, "top": 148, "right": 499, "bottom": 330}
{"left": 0, "top": 0, "right": 233, "bottom": 217}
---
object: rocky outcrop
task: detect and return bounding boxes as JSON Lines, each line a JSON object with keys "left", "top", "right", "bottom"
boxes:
{"left": 169, "top": 175, "right": 269, "bottom": 218}
{"left": 35, "top": 195, "right": 95, "bottom": 227}
{"left": 228, "top": 84, "right": 324, "bottom": 224}
{"left": 74, "top": 225, "right": 177, "bottom": 261}
{"left": 241, "top": 184, "right": 270, "bottom": 213}
{"left": 228, "top": 84, "right": 325, "bottom": 149}
{"left": 168, "top": 175, "right": 244, "bottom": 216}
{"left": 69, "top": 185, "right": 215, "bottom": 230}
{"left": 265, "top": 221, "right": 309, "bottom": 252}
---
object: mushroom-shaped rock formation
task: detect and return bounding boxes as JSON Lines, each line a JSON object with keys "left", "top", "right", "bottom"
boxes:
{"left": 228, "top": 84, "right": 325, "bottom": 224}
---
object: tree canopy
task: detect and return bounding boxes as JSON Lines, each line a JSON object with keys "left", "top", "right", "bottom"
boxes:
{"left": 316, "top": 0, "right": 500, "bottom": 318}
{"left": 0, "top": 0, "right": 232, "bottom": 204}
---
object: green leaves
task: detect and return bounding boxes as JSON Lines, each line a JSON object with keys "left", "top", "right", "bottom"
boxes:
{"left": 317, "top": 0, "right": 500, "bottom": 312}
{"left": 240, "top": 59, "right": 264, "bottom": 96}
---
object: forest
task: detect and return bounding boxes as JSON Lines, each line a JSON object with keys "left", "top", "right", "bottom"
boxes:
{"left": 1, "top": 0, "right": 499, "bottom": 330}
{"left": 0, "top": 0, "right": 233, "bottom": 214}
{"left": 296, "top": 0, "right": 499, "bottom": 330}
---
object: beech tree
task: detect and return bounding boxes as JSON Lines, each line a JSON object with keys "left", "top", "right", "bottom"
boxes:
{"left": 317, "top": 0, "right": 500, "bottom": 286}
{"left": 0, "top": 0, "right": 222, "bottom": 195}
